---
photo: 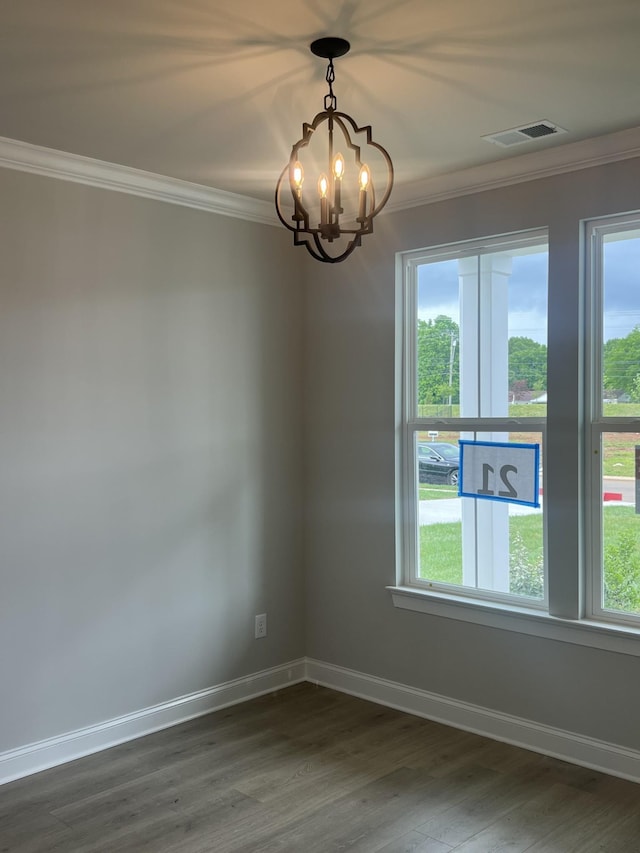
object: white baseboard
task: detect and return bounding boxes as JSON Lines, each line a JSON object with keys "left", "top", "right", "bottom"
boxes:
{"left": 305, "top": 658, "right": 640, "bottom": 784}
{"left": 0, "top": 659, "right": 306, "bottom": 786}
{"left": 4, "top": 657, "right": 639, "bottom": 786}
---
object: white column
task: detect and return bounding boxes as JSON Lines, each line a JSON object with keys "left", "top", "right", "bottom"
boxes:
{"left": 458, "top": 253, "right": 512, "bottom": 592}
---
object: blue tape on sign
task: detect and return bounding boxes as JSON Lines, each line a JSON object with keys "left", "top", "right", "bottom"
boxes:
{"left": 458, "top": 440, "right": 540, "bottom": 508}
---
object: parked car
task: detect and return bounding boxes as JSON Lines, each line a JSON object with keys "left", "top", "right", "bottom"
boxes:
{"left": 418, "top": 442, "right": 460, "bottom": 486}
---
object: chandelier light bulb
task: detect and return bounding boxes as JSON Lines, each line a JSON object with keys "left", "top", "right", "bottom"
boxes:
{"left": 317, "top": 174, "right": 329, "bottom": 197}
{"left": 318, "top": 173, "right": 329, "bottom": 226}
{"left": 292, "top": 161, "right": 304, "bottom": 194}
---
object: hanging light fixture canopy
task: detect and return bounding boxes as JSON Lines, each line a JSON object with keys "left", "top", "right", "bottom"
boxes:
{"left": 275, "top": 38, "right": 394, "bottom": 263}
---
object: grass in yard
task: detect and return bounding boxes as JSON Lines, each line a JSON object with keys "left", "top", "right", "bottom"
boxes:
{"left": 417, "top": 404, "right": 548, "bottom": 419}
{"left": 419, "top": 483, "right": 458, "bottom": 500}
{"left": 419, "top": 403, "right": 640, "bottom": 419}
{"left": 602, "top": 505, "right": 640, "bottom": 613}
{"left": 419, "top": 505, "right": 640, "bottom": 613}
{"left": 602, "top": 432, "right": 640, "bottom": 478}
{"left": 419, "top": 518, "right": 463, "bottom": 586}
{"left": 419, "top": 512, "right": 544, "bottom": 597}
{"left": 603, "top": 403, "right": 640, "bottom": 418}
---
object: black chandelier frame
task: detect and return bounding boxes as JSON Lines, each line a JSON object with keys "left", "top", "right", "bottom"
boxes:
{"left": 275, "top": 38, "right": 394, "bottom": 264}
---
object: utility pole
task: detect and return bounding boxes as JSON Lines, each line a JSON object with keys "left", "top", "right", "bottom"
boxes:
{"left": 448, "top": 332, "right": 458, "bottom": 409}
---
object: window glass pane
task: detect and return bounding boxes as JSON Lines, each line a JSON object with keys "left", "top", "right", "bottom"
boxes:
{"left": 416, "top": 245, "right": 548, "bottom": 419}
{"left": 416, "top": 260, "right": 459, "bottom": 417}
{"left": 601, "top": 432, "right": 640, "bottom": 616}
{"left": 416, "top": 431, "right": 544, "bottom": 600}
{"left": 506, "top": 248, "right": 548, "bottom": 416}
{"left": 602, "top": 231, "right": 640, "bottom": 412}
{"left": 407, "top": 233, "right": 547, "bottom": 605}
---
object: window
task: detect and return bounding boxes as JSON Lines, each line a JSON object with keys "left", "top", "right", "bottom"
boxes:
{"left": 398, "top": 231, "right": 548, "bottom": 606}
{"left": 588, "top": 213, "right": 640, "bottom": 626}
{"left": 395, "top": 216, "right": 640, "bottom": 648}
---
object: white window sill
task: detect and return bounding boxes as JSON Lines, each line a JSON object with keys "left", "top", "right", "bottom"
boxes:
{"left": 388, "top": 585, "right": 640, "bottom": 657}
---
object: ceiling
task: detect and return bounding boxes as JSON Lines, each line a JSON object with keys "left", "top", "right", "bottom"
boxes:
{"left": 1, "top": 0, "right": 639, "bottom": 208}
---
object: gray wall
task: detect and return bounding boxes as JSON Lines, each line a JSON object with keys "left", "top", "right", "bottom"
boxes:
{"left": 4, "top": 153, "right": 640, "bottom": 761}
{"left": 304, "top": 157, "right": 640, "bottom": 751}
{"left": 0, "top": 168, "right": 304, "bottom": 752}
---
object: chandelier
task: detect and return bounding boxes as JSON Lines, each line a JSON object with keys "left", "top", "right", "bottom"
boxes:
{"left": 275, "top": 38, "right": 394, "bottom": 264}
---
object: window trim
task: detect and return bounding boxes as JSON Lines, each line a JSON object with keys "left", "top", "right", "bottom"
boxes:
{"left": 387, "top": 584, "right": 640, "bottom": 658}
{"left": 586, "top": 213, "right": 640, "bottom": 627}
{"left": 397, "top": 230, "right": 549, "bottom": 606}
{"left": 394, "top": 215, "right": 640, "bottom": 650}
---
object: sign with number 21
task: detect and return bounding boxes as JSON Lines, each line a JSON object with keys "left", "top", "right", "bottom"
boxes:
{"left": 459, "top": 440, "right": 540, "bottom": 508}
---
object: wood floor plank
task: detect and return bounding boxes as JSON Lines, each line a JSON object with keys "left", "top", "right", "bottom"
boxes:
{"left": 1, "top": 695, "right": 288, "bottom": 819}
{"left": 245, "top": 764, "right": 500, "bottom": 853}
{"left": 524, "top": 797, "right": 640, "bottom": 853}
{"left": 49, "top": 726, "right": 289, "bottom": 822}
{"left": 375, "top": 831, "right": 453, "bottom": 853}
{"left": 247, "top": 766, "right": 444, "bottom": 853}
{"left": 447, "top": 781, "right": 588, "bottom": 852}
{"left": 2, "top": 684, "right": 640, "bottom": 853}
{"left": 0, "top": 808, "right": 79, "bottom": 853}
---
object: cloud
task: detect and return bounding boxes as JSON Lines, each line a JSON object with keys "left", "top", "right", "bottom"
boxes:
{"left": 417, "top": 251, "right": 548, "bottom": 343}
{"left": 603, "top": 237, "right": 640, "bottom": 341}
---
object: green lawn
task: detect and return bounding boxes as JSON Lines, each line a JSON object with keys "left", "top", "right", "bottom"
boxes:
{"left": 419, "top": 506, "right": 640, "bottom": 612}
{"left": 419, "top": 512, "right": 543, "bottom": 595}
{"left": 602, "top": 506, "right": 640, "bottom": 612}
{"left": 601, "top": 432, "right": 640, "bottom": 478}
{"left": 417, "top": 403, "right": 548, "bottom": 419}
{"left": 419, "top": 402, "right": 640, "bottom": 419}
{"left": 603, "top": 403, "right": 640, "bottom": 417}
{"left": 419, "top": 484, "right": 458, "bottom": 500}
{"left": 414, "top": 401, "right": 640, "bottom": 611}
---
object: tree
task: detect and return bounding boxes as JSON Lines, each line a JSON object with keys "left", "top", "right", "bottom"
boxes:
{"left": 603, "top": 327, "right": 640, "bottom": 398}
{"left": 508, "top": 337, "right": 547, "bottom": 391}
{"left": 417, "top": 315, "right": 459, "bottom": 406}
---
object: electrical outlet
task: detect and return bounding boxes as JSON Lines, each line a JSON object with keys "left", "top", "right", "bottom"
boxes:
{"left": 254, "top": 613, "right": 267, "bottom": 639}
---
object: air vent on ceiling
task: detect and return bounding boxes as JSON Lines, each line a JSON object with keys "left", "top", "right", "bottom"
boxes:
{"left": 482, "top": 121, "right": 567, "bottom": 148}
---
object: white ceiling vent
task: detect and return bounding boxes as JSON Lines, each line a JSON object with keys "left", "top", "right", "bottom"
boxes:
{"left": 482, "top": 121, "right": 568, "bottom": 148}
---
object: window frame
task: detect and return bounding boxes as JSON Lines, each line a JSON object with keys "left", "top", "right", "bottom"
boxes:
{"left": 397, "top": 229, "right": 548, "bottom": 607}
{"left": 392, "top": 219, "right": 640, "bottom": 654}
{"left": 586, "top": 213, "right": 640, "bottom": 628}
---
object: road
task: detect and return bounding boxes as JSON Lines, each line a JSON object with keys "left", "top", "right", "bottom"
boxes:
{"left": 420, "top": 477, "right": 638, "bottom": 525}
{"left": 420, "top": 498, "right": 542, "bottom": 525}
{"left": 603, "top": 477, "right": 635, "bottom": 503}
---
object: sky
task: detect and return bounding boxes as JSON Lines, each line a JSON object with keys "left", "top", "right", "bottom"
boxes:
{"left": 603, "top": 236, "right": 640, "bottom": 341}
{"left": 417, "top": 236, "right": 640, "bottom": 345}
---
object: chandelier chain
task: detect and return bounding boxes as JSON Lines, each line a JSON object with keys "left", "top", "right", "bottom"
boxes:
{"left": 324, "top": 58, "right": 337, "bottom": 111}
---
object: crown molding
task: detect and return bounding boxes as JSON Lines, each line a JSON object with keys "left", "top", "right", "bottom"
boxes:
{"left": 1, "top": 126, "right": 639, "bottom": 225}
{"left": 0, "top": 136, "right": 279, "bottom": 227}
{"left": 386, "top": 125, "right": 640, "bottom": 213}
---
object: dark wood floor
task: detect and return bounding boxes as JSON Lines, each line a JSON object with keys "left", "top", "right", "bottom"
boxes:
{"left": 2, "top": 683, "right": 640, "bottom": 852}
